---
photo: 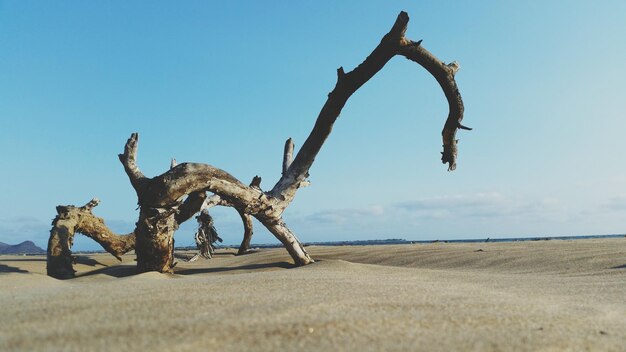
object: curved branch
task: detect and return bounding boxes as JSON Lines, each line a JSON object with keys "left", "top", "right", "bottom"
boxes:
{"left": 145, "top": 163, "right": 261, "bottom": 209}
{"left": 398, "top": 44, "right": 468, "bottom": 171}
{"left": 47, "top": 199, "right": 136, "bottom": 279}
{"left": 270, "top": 11, "right": 469, "bottom": 206}
{"left": 116, "top": 136, "right": 261, "bottom": 211}
{"left": 199, "top": 184, "right": 256, "bottom": 256}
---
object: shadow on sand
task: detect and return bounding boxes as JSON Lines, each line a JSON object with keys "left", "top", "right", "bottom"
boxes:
{"left": 76, "top": 265, "right": 137, "bottom": 278}
{"left": 0, "top": 263, "right": 29, "bottom": 274}
{"left": 173, "top": 251, "right": 238, "bottom": 261}
{"left": 0, "top": 258, "right": 46, "bottom": 262}
{"left": 73, "top": 261, "right": 295, "bottom": 278}
{"left": 74, "top": 256, "right": 108, "bottom": 267}
{"left": 176, "top": 261, "right": 295, "bottom": 275}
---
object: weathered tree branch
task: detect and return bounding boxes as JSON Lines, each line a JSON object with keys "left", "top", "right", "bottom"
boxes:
{"left": 47, "top": 198, "right": 135, "bottom": 279}
{"left": 398, "top": 43, "right": 469, "bottom": 170}
{"left": 257, "top": 216, "right": 312, "bottom": 265}
{"left": 116, "top": 11, "right": 466, "bottom": 270}
{"left": 250, "top": 176, "right": 262, "bottom": 190}
{"left": 201, "top": 194, "right": 232, "bottom": 209}
{"left": 175, "top": 192, "right": 207, "bottom": 225}
{"left": 269, "top": 11, "right": 469, "bottom": 208}
{"left": 236, "top": 208, "right": 254, "bottom": 255}
{"left": 198, "top": 194, "right": 252, "bottom": 255}
{"left": 48, "top": 11, "right": 468, "bottom": 276}
{"left": 170, "top": 158, "right": 210, "bottom": 226}
{"left": 131, "top": 163, "right": 255, "bottom": 209}
{"left": 117, "top": 133, "right": 146, "bottom": 194}
{"left": 282, "top": 138, "right": 294, "bottom": 175}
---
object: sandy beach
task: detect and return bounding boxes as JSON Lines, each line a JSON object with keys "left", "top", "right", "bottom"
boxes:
{"left": 1, "top": 238, "right": 625, "bottom": 351}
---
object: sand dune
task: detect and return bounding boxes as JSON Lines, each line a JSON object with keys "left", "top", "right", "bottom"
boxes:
{"left": 1, "top": 238, "right": 625, "bottom": 351}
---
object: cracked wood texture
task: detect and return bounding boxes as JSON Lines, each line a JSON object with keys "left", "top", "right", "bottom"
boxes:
{"left": 47, "top": 11, "right": 468, "bottom": 276}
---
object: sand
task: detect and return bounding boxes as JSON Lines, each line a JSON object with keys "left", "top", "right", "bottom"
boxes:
{"left": 1, "top": 238, "right": 625, "bottom": 351}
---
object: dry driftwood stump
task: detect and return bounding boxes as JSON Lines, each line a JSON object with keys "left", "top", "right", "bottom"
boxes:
{"left": 46, "top": 11, "right": 470, "bottom": 279}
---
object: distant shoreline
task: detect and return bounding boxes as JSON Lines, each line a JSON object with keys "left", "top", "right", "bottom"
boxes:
{"left": 48, "top": 233, "right": 624, "bottom": 255}
{"left": 246, "top": 233, "right": 626, "bottom": 249}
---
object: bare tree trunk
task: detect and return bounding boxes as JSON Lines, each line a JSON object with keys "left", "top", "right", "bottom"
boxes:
{"left": 47, "top": 199, "right": 135, "bottom": 279}
{"left": 134, "top": 207, "right": 179, "bottom": 273}
{"left": 47, "top": 11, "right": 469, "bottom": 276}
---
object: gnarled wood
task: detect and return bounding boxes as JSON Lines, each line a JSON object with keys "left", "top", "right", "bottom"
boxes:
{"left": 47, "top": 198, "right": 135, "bottom": 279}
{"left": 134, "top": 206, "right": 179, "bottom": 273}
{"left": 48, "top": 11, "right": 469, "bottom": 276}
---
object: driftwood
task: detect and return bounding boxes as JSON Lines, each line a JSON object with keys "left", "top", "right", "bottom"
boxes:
{"left": 47, "top": 199, "right": 135, "bottom": 279}
{"left": 46, "top": 11, "right": 469, "bottom": 278}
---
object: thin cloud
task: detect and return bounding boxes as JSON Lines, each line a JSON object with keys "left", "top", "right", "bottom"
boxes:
{"left": 395, "top": 193, "right": 510, "bottom": 219}
{"left": 397, "top": 193, "right": 563, "bottom": 220}
{"left": 604, "top": 195, "right": 626, "bottom": 211}
{"left": 396, "top": 193, "right": 506, "bottom": 211}
{"left": 298, "top": 193, "right": 565, "bottom": 227}
{"left": 305, "top": 205, "right": 385, "bottom": 225}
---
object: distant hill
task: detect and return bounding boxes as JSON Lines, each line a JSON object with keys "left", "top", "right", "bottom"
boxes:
{"left": 0, "top": 241, "right": 45, "bottom": 254}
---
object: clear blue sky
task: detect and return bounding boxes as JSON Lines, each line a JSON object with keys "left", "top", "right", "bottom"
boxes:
{"left": 1, "top": 1, "right": 625, "bottom": 250}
